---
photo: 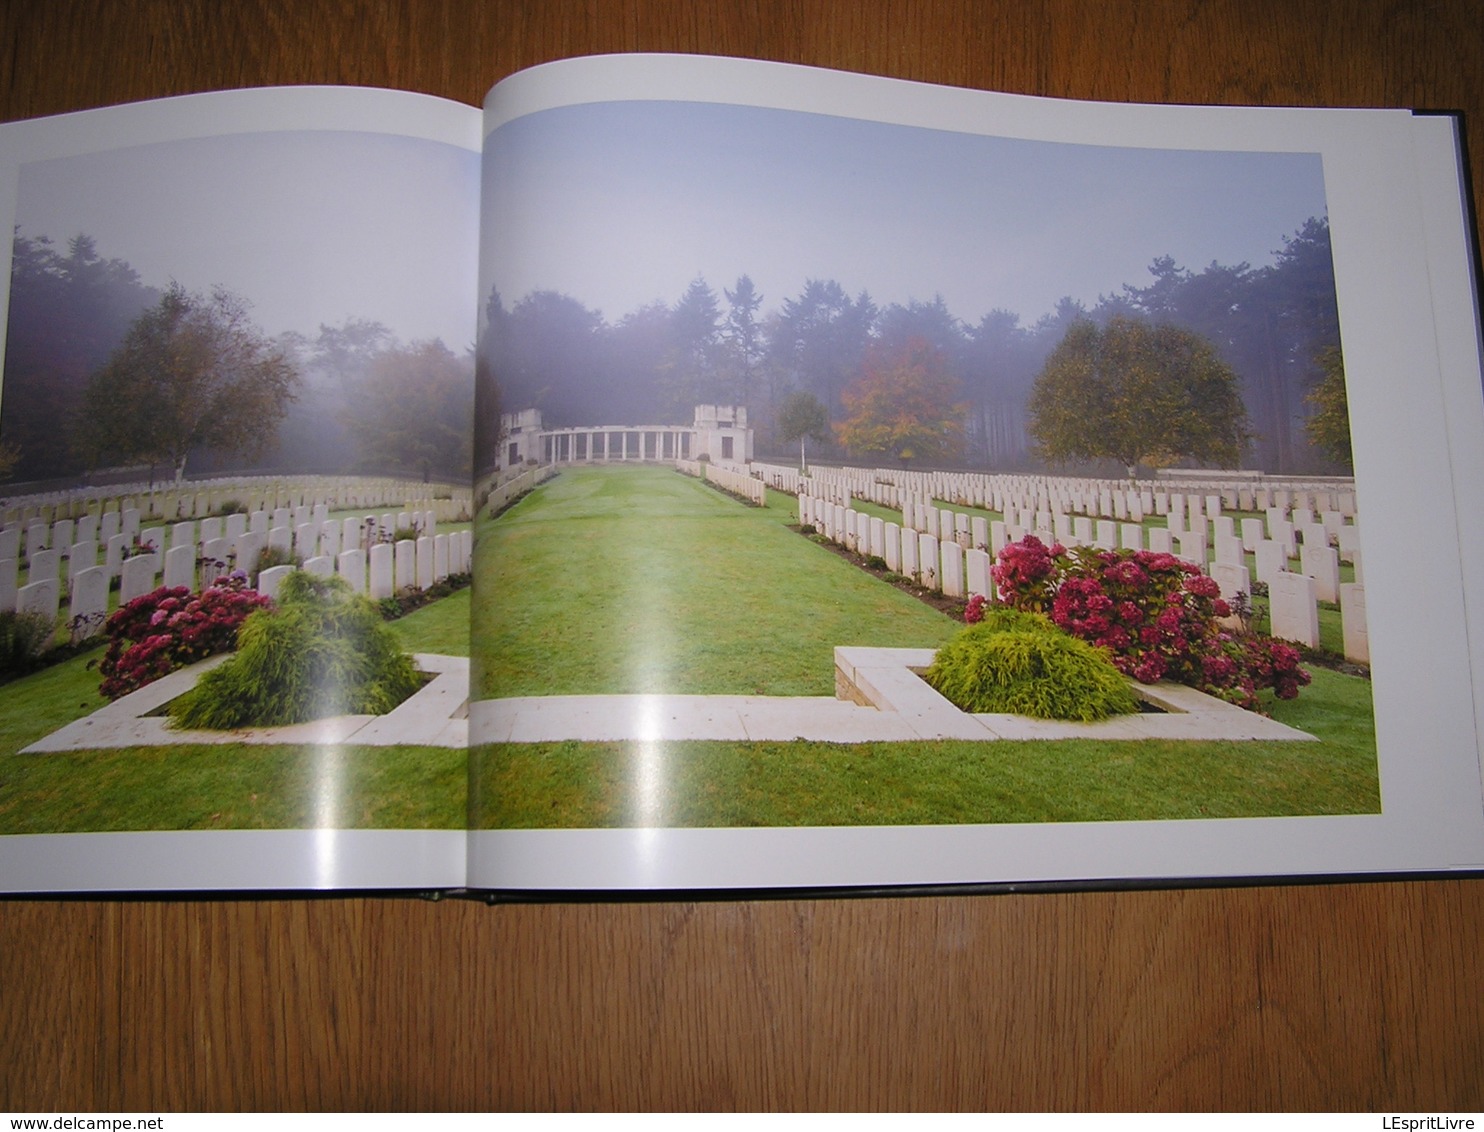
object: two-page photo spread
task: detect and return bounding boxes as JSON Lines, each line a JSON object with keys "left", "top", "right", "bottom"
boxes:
{"left": 0, "top": 56, "right": 1480, "bottom": 894}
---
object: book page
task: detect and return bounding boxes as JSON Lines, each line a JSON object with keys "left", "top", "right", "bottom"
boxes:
{"left": 467, "top": 54, "right": 1484, "bottom": 893}
{"left": 0, "top": 87, "right": 482, "bottom": 892}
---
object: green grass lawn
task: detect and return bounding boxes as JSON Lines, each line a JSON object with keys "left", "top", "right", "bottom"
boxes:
{"left": 471, "top": 668, "right": 1379, "bottom": 828}
{"left": 470, "top": 465, "right": 1380, "bottom": 830}
{"left": 471, "top": 465, "right": 956, "bottom": 698}
{"left": 0, "top": 582, "right": 472, "bottom": 835}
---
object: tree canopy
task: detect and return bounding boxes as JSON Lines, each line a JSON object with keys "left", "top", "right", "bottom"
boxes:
{"left": 1304, "top": 345, "right": 1352, "bottom": 470}
{"left": 341, "top": 338, "right": 473, "bottom": 481}
{"left": 1027, "top": 316, "right": 1250, "bottom": 476}
{"left": 79, "top": 283, "right": 299, "bottom": 482}
{"left": 777, "top": 390, "right": 829, "bottom": 472}
{"left": 3, "top": 232, "right": 159, "bottom": 480}
{"left": 835, "top": 337, "right": 966, "bottom": 464}
{"left": 474, "top": 214, "right": 1339, "bottom": 474}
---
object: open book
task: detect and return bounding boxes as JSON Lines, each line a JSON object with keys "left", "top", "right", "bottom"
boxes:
{"left": 0, "top": 55, "right": 1480, "bottom": 896}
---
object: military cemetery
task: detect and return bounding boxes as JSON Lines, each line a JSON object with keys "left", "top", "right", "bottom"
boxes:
{"left": 0, "top": 86, "right": 1383, "bottom": 839}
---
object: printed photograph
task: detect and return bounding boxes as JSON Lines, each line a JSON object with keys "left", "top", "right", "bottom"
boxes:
{"left": 0, "top": 125, "right": 480, "bottom": 836}
{"left": 469, "top": 98, "right": 1378, "bottom": 830}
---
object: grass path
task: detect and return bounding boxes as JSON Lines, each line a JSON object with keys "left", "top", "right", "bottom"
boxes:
{"left": 469, "top": 466, "right": 1380, "bottom": 829}
{"left": 472, "top": 465, "right": 957, "bottom": 698}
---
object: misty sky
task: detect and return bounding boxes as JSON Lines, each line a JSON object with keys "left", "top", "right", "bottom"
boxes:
{"left": 481, "top": 99, "right": 1329, "bottom": 327}
{"left": 14, "top": 130, "right": 479, "bottom": 349}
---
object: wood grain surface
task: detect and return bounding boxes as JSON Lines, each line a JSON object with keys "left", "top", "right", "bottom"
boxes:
{"left": 1, "top": 0, "right": 1482, "bottom": 1111}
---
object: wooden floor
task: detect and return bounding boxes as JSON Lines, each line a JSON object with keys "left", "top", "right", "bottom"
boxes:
{"left": 2, "top": 0, "right": 1482, "bottom": 1111}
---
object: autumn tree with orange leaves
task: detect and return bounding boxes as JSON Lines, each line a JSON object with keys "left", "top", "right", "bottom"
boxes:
{"left": 834, "top": 337, "right": 967, "bottom": 465}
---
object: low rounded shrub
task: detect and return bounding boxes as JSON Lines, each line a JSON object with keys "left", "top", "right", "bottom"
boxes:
{"left": 168, "top": 571, "right": 421, "bottom": 729}
{"left": 925, "top": 609, "right": 1138, "bottom": 721}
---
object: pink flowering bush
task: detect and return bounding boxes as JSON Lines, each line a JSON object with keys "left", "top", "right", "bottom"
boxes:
{"left": 963, "top": 593, "right": 988, "bottom": 624}
{"left": 98, "top": 573, "right": 274, "bottom": 701}
{"left": 989, "top": 535, "right": 1062, "bottom": 612}
{"left": 993, "top": 537, "right": 1310, "bottom": 711}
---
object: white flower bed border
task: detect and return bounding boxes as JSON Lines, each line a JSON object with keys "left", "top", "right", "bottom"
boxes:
{"left": 21, "top": 653, "right": 468, "bottom": 752}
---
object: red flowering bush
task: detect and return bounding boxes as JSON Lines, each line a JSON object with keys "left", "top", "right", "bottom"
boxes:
{"left": 993, "top": 537, "right": 1309, "bottom": 711}
{"left": 989, "top": 535, "right": 1062, "bottom": 612}
{"left": 98, "top": 573, "right": 274, "bottom": 701}
{"left": 963, "top": 593, "right": 988, "bottom": 624}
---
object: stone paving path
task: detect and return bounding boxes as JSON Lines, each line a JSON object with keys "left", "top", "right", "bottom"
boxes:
{"left": 21, "top": 648, "right": 1315, "bottom": 753}
{"left": 22, "top": 653, "right": 469, "bottom": 752}
{"left": 468, "top": 647, "right": 1315, "bottom": 745}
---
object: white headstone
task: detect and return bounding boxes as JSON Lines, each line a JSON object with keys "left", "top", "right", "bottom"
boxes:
{"left": 67, "top": 540, "right": 98, "bottom": 588}
{"left": 235, "top": 530, "right": 266, "bottom": 577}
{"left": 1240, "top": 517, "right": 1265, "bottom": 552}
{"left": 1209, "top": 560, "right": 1251, "bottom": 602}
{"left": 199, "top": 538, "right": 232, "bottom": 581}
{"left": 368, "top": 543, "right": 394, "bottom": 599}
{"left": 966, "top": 548, "right": 992, "bottom": 600}
{"left": 117, "top": 554, "right": 157, "bottom": 605}
{"left": 67, "top": 565, "right": 109, "bottom": 640}
{"left": 1254, "top": 540, "right": 1287, "bottom": 587}
{"left": 416, "top": 536, "right": 434, "bottom": 590}
{"left": 1269, "top": 571, "right": 1319, "bottom": 648}
{"left": 257, "top": 564, "right": 296, "bottom": 601}
{"left": 163, "top": 544, "right": 196, "bottom": 591}
{"left": 295, "top": 523, "right": 319, "bottom": 559}
{"left": 918, "top": 533, "right": 940, "bottom": 590}
{"left": 1341, "top": 582, "right": 1369, "bottom": 664}
{"left": 16, "top": 577, "right": 58, "bottom": 624}
{"left": 395, "top": 539, "right": 417, "bottom": 593}
{"left": 941, "top": 540, "right": 965, "bottom": 598}
{"left": 338, "top": 548, "right": 366, "bottom": 594}
{"left": 28, "top": 548, "right": 60, "bottom": 586}
{"left": 0, "top": 558, "right": 17, "bottom": 613}
{"left": 1300, "top": 542, "right": 1340, "bottom": 604}
{"left": 900, "top": 527, "right": 920, "bottom": 582}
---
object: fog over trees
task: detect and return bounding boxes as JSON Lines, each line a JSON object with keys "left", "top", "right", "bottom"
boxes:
{"left": 482, "top": 215, "right": 1344, "bottom": 477}
{"left": 2, "top": 213, "right": 1343, "bottom": 486}
{"left": 2, "top": 231, "right": 475, "bottom": 485}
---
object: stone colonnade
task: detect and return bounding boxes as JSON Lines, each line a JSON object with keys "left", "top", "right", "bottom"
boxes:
{"left": 541, "top": 427, "right": 694, "bottom": 464}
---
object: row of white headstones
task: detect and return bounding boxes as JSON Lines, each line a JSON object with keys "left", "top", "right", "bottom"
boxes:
{"left": 676, "top": 460, "right": 768, "bottom": 504}
{"left": 798, "top": 491, "right": 1367, "bottom": 664}
{"left": 753, "top": 461, "right": 1356, "bottom": 524}
{"left": 3, "top": 475, "right": 472, "bottom": 529}
{"left": 1, "top": 505, "right": 473, "bottom": 641}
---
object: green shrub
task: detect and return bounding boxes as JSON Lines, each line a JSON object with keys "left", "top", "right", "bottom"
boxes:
{"left": 0, "top": 609, "right": 56, "bottom": 680}
{"left": 925, "top": 610, "right": 1138, "bottom": 721}
{"left": 168, "top": 572, "right": 422, "bottom": 729}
